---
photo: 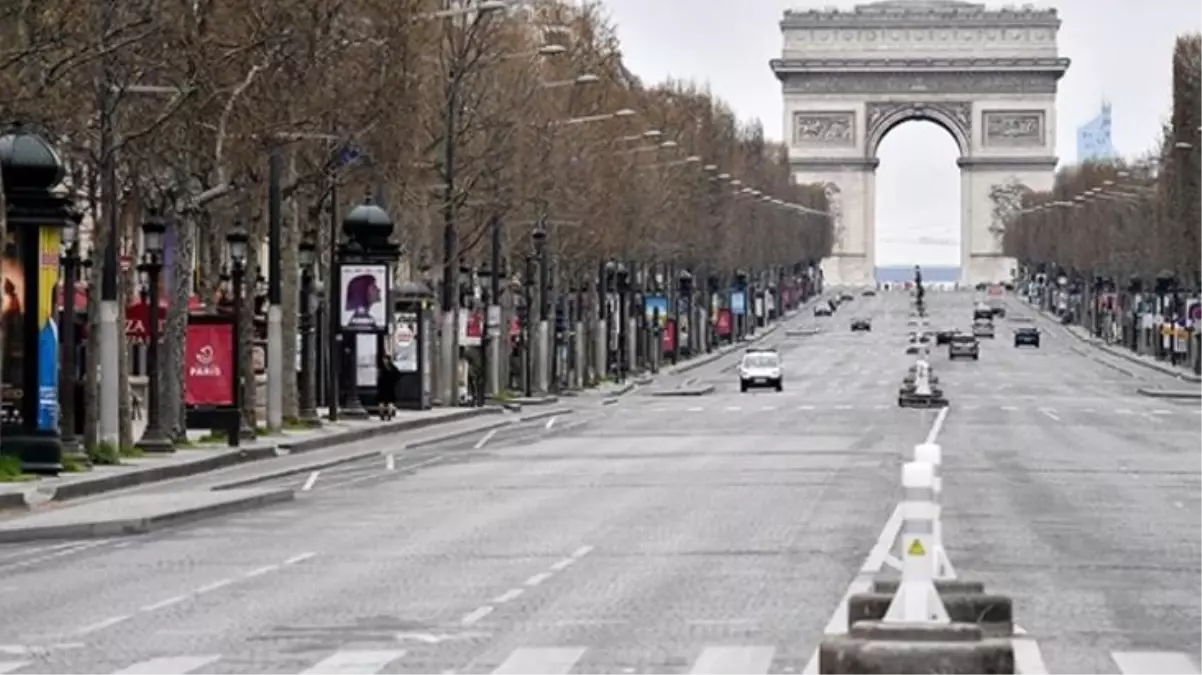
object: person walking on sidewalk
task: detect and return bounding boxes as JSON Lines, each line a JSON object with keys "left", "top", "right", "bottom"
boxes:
{"left": 376, "top": 351, "right": 400, "bottom": 420}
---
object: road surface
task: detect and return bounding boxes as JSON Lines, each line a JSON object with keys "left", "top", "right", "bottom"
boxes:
{"left": 0, "top": 290, "right": 1196, "bottom": 674}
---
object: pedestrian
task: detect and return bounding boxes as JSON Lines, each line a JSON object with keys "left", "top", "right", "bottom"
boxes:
{"left": 376, "top": 350, "right": 400, "bottom": 421}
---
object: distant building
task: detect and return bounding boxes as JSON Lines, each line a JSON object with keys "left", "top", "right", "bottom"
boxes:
{"left": 1076, "top": 101, "right": 1116, "bottom": 163}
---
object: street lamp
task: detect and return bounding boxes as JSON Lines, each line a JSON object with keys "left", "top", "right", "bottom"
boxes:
{"left": 135, "top": 212, "right": 173, "bottom": 453}
{"left": 297, "top": 230, "right": 320, "bottom": 425}
{"left": 674, "top": 269, "right": 693, "bottom": 365}
{"left": 226, "top": 223, "right": 254, "bottom": 440}
{"left": 531, "top": 224, "right": 549, "bottom": 393}
{"left": 59, "top": 208, "right": 85, "bottom": 463}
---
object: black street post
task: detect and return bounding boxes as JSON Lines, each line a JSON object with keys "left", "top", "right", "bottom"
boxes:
{"left": 531, "top": 225, "right": 548, "bottom": 393}
{"left": 603, "top": 261, "right": 615, "bottom": 376}
{"left": 59, "top": 208, "right": 85, "bottom": 463}
{"left": 226, "top": 224, "right": 254, "bottom": 442}
{"left": 326, "top": 171, "right": 341, "bottom": 422}
{"left": 675, "top": 269, "right": 692, "bottom": 365}
{"left": 523, "top": 254, "right": 534, "bottom": 397}
{"left": 136, "top": 212, "right": 173, "bottom": 453}
{"left": 735, "top": 269, "right": 748, "bottom": 341}
{"left": 297, "top": 231, "right": 320, "bottom": 425}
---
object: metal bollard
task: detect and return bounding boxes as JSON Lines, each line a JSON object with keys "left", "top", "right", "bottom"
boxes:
{"left": 914, "top": 443, "right": 955, "bottom": 580}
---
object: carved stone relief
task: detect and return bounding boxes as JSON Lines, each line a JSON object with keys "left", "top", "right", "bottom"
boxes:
{"left": 823, "top": 182, "right": 846, "bottom": 249}
{"left": 792, "top": 112, "right": 856, "bottom": 147}
{"left": 866, "top": 101, "right": 971, "bottom": 146}
{"left": 781, "top": 72, "right": 1059, "bottom": 95}
{"left": 988, "top": 177, "right": 1030, "bottom": 240}
{"left": 983, "top": 111, "right": 1045, "bottom": 147}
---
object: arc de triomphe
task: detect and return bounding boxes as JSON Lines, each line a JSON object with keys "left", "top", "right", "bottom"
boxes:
{"left": 771, "top": 0, "right": 1070, "bottom": 287}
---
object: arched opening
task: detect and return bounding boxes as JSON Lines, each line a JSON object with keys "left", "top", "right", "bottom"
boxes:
{"left": 874, "top": 120, "right": 962, "bottom": 285}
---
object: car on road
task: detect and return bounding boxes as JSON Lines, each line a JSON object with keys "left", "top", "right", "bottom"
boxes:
{"left": 972, "top": 320, "right": 995, "bottom": 338}
{"left": 948, "top": 333, "right": 980, "bottom": 360}
{"left": 935, "top": 329, "right": 957, "bottom": 345}
{"left": 905, "top": 339, "right": 923, "bottom": 355}
{"left": 850, "top": 318, "right": 872, "bottom": 332}
{"left": 739, "top": 348, "right": 783, "bottom": 392}
{"left": 1014, "top": 326, "right": 1041, "bottom": 348}
{"left": 814, "top": 305, "right": 832, "bottom": 317}
{"left": 862, "top": 289, "right": 876, "bottom": 297}
{"left": 989, "top": 302, "right": 1007, "bottom": 319}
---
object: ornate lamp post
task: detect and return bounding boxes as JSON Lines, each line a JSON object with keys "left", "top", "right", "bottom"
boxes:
{"left": 674, "top": 269, "right": 693, "bottom": 365}
{"left": 531, "top": 225, "right": 548, "bottom": 394}
{"left": 616, "top": 263, "right": 630, "bottom": 381}
{"left": 297, "top": 230, "right": 320, "bottom": 426}
{"left": 135, "top": 212, "right": 172, "bottom": 453}
{"left": 226, "top": 223, "right": 255, "bottom": 439}
{"left": 59, "top": 208, "right": 85, "bottom": 462}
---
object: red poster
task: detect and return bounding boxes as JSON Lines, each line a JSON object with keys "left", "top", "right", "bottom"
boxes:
{"left": 716, "top": 309, "right": 732, "bottom": 336}
{"left": 184, "top": 323, "right": 235, "bottom": 406}
{"left": 662, "top": 318, "right": 676, "bottom": 354}
{"left": 126, "top": 299, "right": 167, "bottom": 343}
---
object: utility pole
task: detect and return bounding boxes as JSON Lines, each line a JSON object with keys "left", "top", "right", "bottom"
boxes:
{"left": 97, "top": 0, "right": 120, "bottom": 450}
{"left": 266, "top": 148, "right": 283, "bottom": 431}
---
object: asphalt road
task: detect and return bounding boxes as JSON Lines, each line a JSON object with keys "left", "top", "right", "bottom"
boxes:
{"left": 0, "top": 290, "right": 1196, "bottom": 675}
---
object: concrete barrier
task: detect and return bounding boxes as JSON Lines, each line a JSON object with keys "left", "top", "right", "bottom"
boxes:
{"left": 847, "top": 592, "right": 1014, "bottom": 638}
{"left": 820, "top": 621, "right": 1014, "bottom": 674}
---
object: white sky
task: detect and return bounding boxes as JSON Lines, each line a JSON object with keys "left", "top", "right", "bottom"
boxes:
{"left": 597, "top": 0, "right": 1202, "bottom": 267}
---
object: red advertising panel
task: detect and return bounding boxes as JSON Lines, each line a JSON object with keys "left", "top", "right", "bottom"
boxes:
{"left": 662, "top": 318, "right": 677, "bottom": 354}
{"left": 184, "top": 322, "right": 235, "bottom": 406}
{"left": 715, "top": 309, "right": 733, "bottom": 337}
{"left": 126, "top": 299, "right": 167, "bottom": 343}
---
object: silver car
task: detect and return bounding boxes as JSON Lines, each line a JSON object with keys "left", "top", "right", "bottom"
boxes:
{"left": 972, "top": 320, "right": 995, "bottom": 338}
{"left": 739, "top": 349, "right": 783, "bottom": 392}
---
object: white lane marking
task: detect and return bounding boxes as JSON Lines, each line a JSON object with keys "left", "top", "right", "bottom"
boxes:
{"left": 1038, "top": 408, "right": 1061, "bottom": 422}
{"left": 460, "top": 605, "right": 494, "bottom": 626}
{"left": 1150, "top": 409, "right": 1172, "bottom": 416}
{"left": 1116, "top": 408, "right": 1134, "bottom": 415}
{"left": 1111, "top": 651, "right": 1200, "bottom": 674}
{"left": 872, "top": 403, "right": 888, "bottom": 410}
{"left": 301, "top": 470, "right": 321, "bottom": 491}
{"left": 687, "top": 406, "right": 704, "bottom": 412}
{"left": 0, "top": 542, "right": 84, "bottom": 562}
{"left": 112, "top": 655, "right": 222, "bottom": 674}
{"left": 760, "top": 405, "right": 777, "bottom": 411}
{"left": 0, "top": 663, "right": 28, "bottom": 674}
{"left": 925, "top": 406, "right": 951, "bottom": 444}
{"left": 834, "top": 404, "right": 852, "bottom": 410}
{"left": 549, "top": 558, "right": 576, "bottom": 571}
{"left": 384, "top": 453, "right": 396, "bottom": 471}
{"left": 962, "top": 404, "right": 980, "bottom": 410}
{"left": 798, "top": 404, "right": 816, "bottom": 411}
{"left": 545, "top": 416, "right": 557, "bottom": 430}
{"left": 194, "top": 578, "right": 235, "bottom": 594}
{"left": 244, "top": 564, "right": 280, "bottom": 578}
{"left": 689, "top": 646, "right": 776, "bottom": 674}
{"left": 724, "top": 406, "right": 742, "bottom": 412}
{"left": 139, "top": 595, "right": 188, "bottom": 612}
{"left": 1013, "top": 636, "right": 1049, "bottom": 674}
{"left": 300, "top": 649, "right": 408, "bottom": 674}
{"left": 73, "top": 615, "right": 130, "bottom": 636}
{"left": 491, "top": 647, "right": 587, "bottom": 675}
{"left": 492, "top": 588, "right": 524, "bottom": 604}
{"left": 285, "top": 552, "right": 316, "bottom": 565}
{"left": 0, "top": 540, "right": 111, "bottom": 572}
{"left": 474, "top": 429, "right": 499, "bottom": 449}
{"left": 570, "top": 545, "right": 594, "bottom": 558}
{"left": 1001, "top": 405, "right": 1019, "bottom": 412}
{"left": 525, "top": 572, "right": 553, "bottom": 586}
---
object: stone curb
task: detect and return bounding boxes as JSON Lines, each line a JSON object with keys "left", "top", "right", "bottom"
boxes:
{"left": 1136, "top": 387, "right": 1202, "bottom": 400}
{"left": 0, "top": 408, "right": 498, "bottom": 512}
{"left": 212, "top": 408, "right": 572, "bottom": 489}
{"left": 0, "top": 489, "right": 295, "bottom": 543}
{"left": 647, "top": 385, "right": 716, "bottom": 397}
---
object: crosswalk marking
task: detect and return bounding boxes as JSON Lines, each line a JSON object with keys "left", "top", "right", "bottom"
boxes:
{"left": 1112, "top": 651, "right": 1200, "bottom": 674}
{"left": 0, "top": 664, "right": 27, "bottom": 675}
{"left": 491, "top": 647, "right": 586, "bottom": 674}
{"left": 112, "top": 656, "right": 221, "bottom": 674}
{"left": 689, "top": 646, "right": 776, "bottom": 674}
{"left": 299, "top": 650, "right": 407, "bottom": 674}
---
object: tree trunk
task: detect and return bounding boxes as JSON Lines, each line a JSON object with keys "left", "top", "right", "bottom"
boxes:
{"left": 239, "top": 221, "right": 263, "bottom": 433}
{"left": 280, "top": 155, "right": 300, "bottom": 420}
{"left": 117, "top": 203, "right": 136, "bottom": 450}
{"left": 163, "top": 212, "right": 196, "bottom": 439}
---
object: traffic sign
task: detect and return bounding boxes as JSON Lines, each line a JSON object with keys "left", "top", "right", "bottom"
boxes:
{"left": 907, "top": 538, "right": 926, "bottom": 557}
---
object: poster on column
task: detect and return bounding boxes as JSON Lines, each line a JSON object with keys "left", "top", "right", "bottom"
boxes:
{"left": 1, "top": 229, "right": 24, "bottom": 425}
{"left": 36, "top": 228, "right": 61, "bottom": 431}
{"left": 339, "top": 264, "right": 389, "bottom": 332}
{"left": 393, "top": 311, "right": 419, "bottom": 373}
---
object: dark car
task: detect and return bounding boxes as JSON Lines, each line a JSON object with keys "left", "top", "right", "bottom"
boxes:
{"left": 935, "top": 329, "right": 957, "bottom": 345}
{"left": 814, "top": 305, "right": 832, "bottom": 317}
{"left": 850, "top": 318, "right": 871, "bottom": 332}
{"left": 990, "top": 304, "right": 1006, "bottom": 319}
{"left": 948, "top": 334, "right": 980, "bottom": 360}
{"left": 1014, "top": 327, "right": 1041, "bottom": 348}
{"left": 840, "top": 293, "right": 855, "bottom": 303}
{"left": 862, "top": 289, "right": 877, "bottom": 297}
{"left": 973, "top": 304, "right": 994, "bottom": 321}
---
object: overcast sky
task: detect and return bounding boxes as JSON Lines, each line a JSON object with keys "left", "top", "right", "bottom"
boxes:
{"left": 597, "top": 0, "right": 1201, "bottom": 267}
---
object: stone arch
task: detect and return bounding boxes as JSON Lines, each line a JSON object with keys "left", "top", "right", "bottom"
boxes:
{"left": 865, "top": 101, "right": 972, "bottom": 159}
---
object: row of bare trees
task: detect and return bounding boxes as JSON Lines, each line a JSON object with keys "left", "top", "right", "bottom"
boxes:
{"left": 0, "top": 0, "right": 832, "bottom": 453}
{"left": 1003, "top": 33, "right": 1201, "bottom": 289}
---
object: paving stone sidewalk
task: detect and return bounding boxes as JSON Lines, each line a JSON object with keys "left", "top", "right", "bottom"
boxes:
{"left": 0, "top": 407, "right": 494, "bottom": 511}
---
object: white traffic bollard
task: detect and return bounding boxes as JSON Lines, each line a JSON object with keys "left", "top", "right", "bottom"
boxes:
{"left": 913, "top": 360, "right": 933, "bottom": 397}
{"left": 914, "top": 443, "right": 956, "bottom": 580}
{"left": 884, "top": 461, "right": 950, "bottom": 624}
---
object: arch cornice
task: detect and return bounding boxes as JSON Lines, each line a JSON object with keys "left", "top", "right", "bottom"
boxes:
{"left": 865, "top": 101, "right": 971, "bottom": 158}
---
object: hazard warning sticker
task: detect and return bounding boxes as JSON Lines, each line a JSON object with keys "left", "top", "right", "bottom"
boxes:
{"left": 907, "top": 539, "right": 926, "bottom": 557}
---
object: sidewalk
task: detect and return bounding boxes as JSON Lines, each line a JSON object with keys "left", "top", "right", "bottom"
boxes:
{"left": 0, "top": 407, "right": 497, "bottom": 512}
{"left": 1026, "top": 300, "right": 1201, "bottom": 383}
